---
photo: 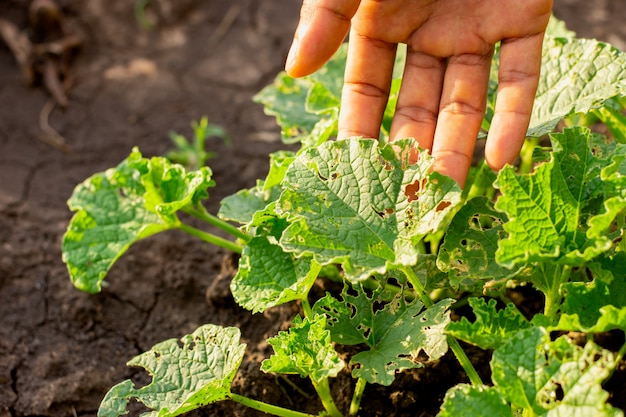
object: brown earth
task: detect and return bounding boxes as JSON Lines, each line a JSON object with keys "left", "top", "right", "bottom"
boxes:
{"left": 1, "top": 1, "right": 625, "bottom": 416}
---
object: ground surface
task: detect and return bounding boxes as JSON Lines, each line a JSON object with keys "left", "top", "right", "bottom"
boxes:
{"left": 1, "top": 1, "right": 625, "bottom": 416}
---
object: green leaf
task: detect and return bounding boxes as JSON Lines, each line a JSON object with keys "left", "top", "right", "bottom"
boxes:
{"left": 491, "top": 327, "right": 621, "bottom": 417}
{"left": 314, "top": 284, "right": 452, "bottom": 386}
{"left": 62, "top": 148, "right": 214, "bottom": 293}
{"left": 446, "top": 298, "right": 531, "bottom": 350}
{"left": 231, "top": 237, "right": 321, "bottom": 313}
{"left": 218, "top": 180, "right": 282, "bottom": 228}
{"left": 437, "top": 384, "right": 513, "bottom": 417}
{"left": 592, "top": 99, "right": 626, "bottom": 143}
{"left": 494, "top": 127, "right": 615, "bottom": 268}
{"left": 527, "top": 37, "right": 626, "bottom": 138}
{"left": 278, "top": 137, "right": 461, "bottom": 282}
{"left": 98, "top": 324, "right": 246, "bottom": 417}
{"left": 437, "top": 197, "right": 515, "bottom": 287}
{"left": 261, "top": 315, "right": 344, "bottom": 383}
{"left": 545, "top": 15, "right": 576, "bottom": 39}
{"left": 539, "top": 254, "right": 626, "bottom": 332}
{"left": 253, "top": 74, "right": 319, "bottom": 144}
{"left": 264, "top": 151, "right": 296, "bottom": 190}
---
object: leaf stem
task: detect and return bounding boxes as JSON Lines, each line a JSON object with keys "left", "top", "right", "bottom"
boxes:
{"left": 184, "top": 206, "right": 250, "bottom": 242}
{"left": 300, "top": 296, "right": 313, "bottom": 320}
{"left": 348, "top": 378, "right": 367, "bottom": 416}
{"left": 177, "top": 223, "right": 243, "bottom": 254}
{"left": 400, "top": 265, "right": 483, "bottom": 386}
{"left": 543, "top": 265, "right": 571, "bottom": 320}
{"left": 229, "top": 393, "right": 319, "bottom": 417}
{"left": 311, "top": 378, "right": 343, "bottom": 417}
{"left": 519, "top": 136, "right": 540, "bottom": 175}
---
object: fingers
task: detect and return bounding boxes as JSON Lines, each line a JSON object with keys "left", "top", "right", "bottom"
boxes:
{"left": 389, "top": 49, "right": 445, "bottom": 149}
{"left": 431, "top": 52, "right": 493, "bottom": 186}
{"left": 286, "top": 0, "right": 360, "bottom": 77}
{"left": 485, "top": 33, "right": 545, "bottom": 170}
{"left": 337, "top": 28, "right": 397, "bottom": 139}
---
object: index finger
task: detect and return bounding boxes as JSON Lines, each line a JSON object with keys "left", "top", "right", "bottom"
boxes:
{"left": 286, "top": 0, "right": 360, "bottom": 77}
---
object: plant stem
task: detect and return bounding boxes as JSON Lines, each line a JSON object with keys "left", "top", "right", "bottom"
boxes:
{"left": 230, "top": 393, "right": 319, "bottom": 417}
{"left": 519, "top": 137, "right": 540, "bottom": 175}
{"left": 311, "top": 378, "right": 343, "bottom": 417}
{"left": 301, "top": 296, "right": 313, "bottom": 320}
{"left": 543, "top": 265, "right": 571, "bottom": 320}
{"left": 400, "top": 266, "right": 483, "bottom": 386}
{"left": 184, "top": 206, "right": 250, "bottom": 242}
{"left": 348, "top": 378, "right": 367, "bottom": 416}
{"left": 177, "top": 223, "right": 243, "bottom": 254}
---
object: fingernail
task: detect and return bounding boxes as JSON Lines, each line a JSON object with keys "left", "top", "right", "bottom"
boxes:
{"left": 286, "top": 37, "right": 298, "bottom": 72}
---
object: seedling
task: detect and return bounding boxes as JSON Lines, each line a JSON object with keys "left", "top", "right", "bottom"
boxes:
{"left": 62, "top": 17, "right": 626, "bottom": 417}
{"left": 165, "top": 116, "right": 229, "bottom": 171}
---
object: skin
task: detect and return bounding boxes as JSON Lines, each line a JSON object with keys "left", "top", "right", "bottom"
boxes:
{"left": 286, "top": 0, "right": 554, "bottom": 186}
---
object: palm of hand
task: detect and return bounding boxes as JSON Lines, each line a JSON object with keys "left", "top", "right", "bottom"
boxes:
{"left": 288, "top": 0, "right": 553, "bottom": 185}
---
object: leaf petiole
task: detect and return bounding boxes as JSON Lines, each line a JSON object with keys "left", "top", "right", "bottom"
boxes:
{"left": 348, "top": 378, "right": 367, "bottom": 416}
{"left": 543, "top": 264, "right": 571, "bottom": 320}
{"left": 230, "top": 393, "right": 319, "bottom": 417}
{"left": 184, "top": 206, "right": 250, "bottom": 242}
{"left": 400, "top": 265, "right": 483, "bottom": 387}
{"left": 311, "top": 378, "right": 343, "bottom": 417}
{"left": 177, "top": 223, "right": 243, "bottom": 254}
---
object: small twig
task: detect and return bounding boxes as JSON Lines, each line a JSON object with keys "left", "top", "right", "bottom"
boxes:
{"left": 208, "top": 4, "right": 241, "bottom": 46}
{"left": 43, "top": 59, "right": 69, "bottom": 107}
{"left": 38, "top": 98, "right": 74, "bottom": 153}
{"left": 0, "top": 17, "right": 34, "bottom": 84}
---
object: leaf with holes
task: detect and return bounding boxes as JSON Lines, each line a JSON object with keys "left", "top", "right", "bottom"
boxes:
{"left": 491, "top": 327, "right": 621, "bottom": 417}
{"left": 445, "top": 297, "right": 531, "bottom": 350}
{"left": 313, "top": 283, "right": 453, "bottom": 386}
{"left": 437, "top": 197, "right": 515, "bottom": 288}
{"left": 278, "top": 137, "right": 461, "bottom": 282}
{"left": 98, "top": 324, "right": 246, "bottom": 417}
{"left": 62, "top": 148, "right": 214, "bottom": 293}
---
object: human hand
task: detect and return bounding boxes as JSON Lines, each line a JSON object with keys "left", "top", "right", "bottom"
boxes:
{"left": 286, "top": 0, "right": 553, "bottom": 186}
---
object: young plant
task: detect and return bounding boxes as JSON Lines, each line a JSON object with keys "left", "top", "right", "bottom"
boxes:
{"left": 62, "top": 16, "right": 626, "bottom": 417}
{"left": 165, "top": 116, "right": 229, "bottom": 171}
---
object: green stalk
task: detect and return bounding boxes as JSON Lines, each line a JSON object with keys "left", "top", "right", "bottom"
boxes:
{"left": 543, "top": 265, "right": 571, "bottom": 320}
{"left": 230, "top": 393, "right": 318, "bottom": 417}
{"left": 311, "top": 378, "right": 343, "bottom": 417}
{"left": 465, "top": 160, "right": 496, "bottom": 201}
{"left": 301, "top": 296, "right": 314, "bottom": 320}
{"left": 178, "top": 223, "right": 243, "bottom": 254}
{"left": 519, "top": 136, "right": 540, "bottom": 175}
{"left": 184, "top": 206, "right": 250, "bottom": 242}
{"left": 400, "top": 266, "right": 483, "bottom": 387}
{"left": 348, "top": 378, "right": 367, "bottom": 416}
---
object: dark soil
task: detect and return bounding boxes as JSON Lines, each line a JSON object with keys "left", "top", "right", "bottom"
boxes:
{"left": 1, "top": 1, "right": 624, "bottom": 416}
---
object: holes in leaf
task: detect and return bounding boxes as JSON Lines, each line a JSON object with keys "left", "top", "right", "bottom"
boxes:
{"left": 554, "top": 382, "right": 564, "bottom": 402}
{"left": 469, "top": 214, "right": 499, "bottom": 231}
{"left": 379, "top": 156, "right": 393, "bottom": 171}
{"left": 373, "top": 207, "right": 395, "bottom": 219}
{"left": 405, "top": 179, "right": 427, "bottom": 202}
{"left": 436, "top": 201, "right": 451, "bottom": 212}
{"left": 330, "top": 171, "right": 340, "bottom": 180}
{"left": 372, "top": 300, "right": 386, "bottom": 313}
